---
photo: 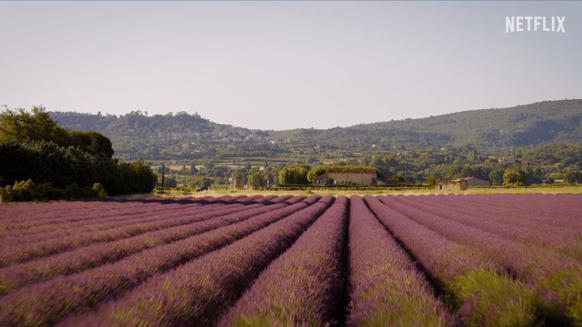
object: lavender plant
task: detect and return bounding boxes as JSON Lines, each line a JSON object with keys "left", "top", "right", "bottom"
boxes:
{"left": 365, "top": 195, "right": 552, "bottom": 327}
{"left": 347, "top": 195, "right": 451, "bottom": 326}
{"left": 0, "top": 196, "right": 317, "bottom": 326}
{"left": 60, "top": 196, "right": 333, "bottom": 327}
{"left": 0, "top": 196, "right": 300, "bottom": 296}
{"left": 219, "top": 196, "right": 349, "bottom": 326}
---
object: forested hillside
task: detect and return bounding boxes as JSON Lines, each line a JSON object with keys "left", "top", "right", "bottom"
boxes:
{"left": 35, "top": 100, "right": 582, "bottom": 187}
{"left": 272, "top": 99, "right": 582, "bottom": 149}
{"left": 49, "top": 100, "right": 582, "bottom": 159}
{"left": 49, "top": 110, "right": 269, "bottom": 160}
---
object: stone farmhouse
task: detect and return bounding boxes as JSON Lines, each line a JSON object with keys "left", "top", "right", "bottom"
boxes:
{"left": 312, "top": 169, "right": 378, "bottom": 186}
{"left": 435, "top": 176, "right": 490, "bottom": 191}
{"left": 464, "top": 177, "right": 490, "bottom": 186}
{"left": 435, "top": 178, "right": 468, "bottom": 191}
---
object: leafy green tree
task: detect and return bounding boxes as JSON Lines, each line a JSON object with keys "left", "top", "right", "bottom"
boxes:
{"left": 278, "top": 164, "right": 310, "bottom": 185}
{"left": 163, "top": 176, "right": 177, "bottom": 188}
{"left": 247, "top": 169, "right": 264, "bottom": 189}
{"left": 459, "top": 164, "right": 475, "bottom": 178}
{"left": 0, "top": 140, "right": 155, "bottom": 195}
{"left": 68, "top": 130, "right": 114, "bottom": 158}
{"left": 426, "top": 174, "right": 437, "bottom": 186}
{"left": 370, "top": 156, "right": 385, "bottom": 168}
{"left": 0, "top": 179, "right": 106, "bottom": 202}
{"left": 304, "top": 156, "right": 318, "bottom": 165}
{"left": 121, "top": 159, "right": 157, "bottom": 194}
{"left": 306, "top": 166, "right": 327, "bottom": 182}
{"left": 0, "top": 106, "right": 69, "bottom": 146}
{"left": 565, "top": 171, "right": 581, "bottom": 183}
{"left": 388, "top": 175, "right": 406, "bottom": 183}
{"left": 503, "top": 168, "right": 527, "bottom": 186}
{"left": 440, "top": 165, "right": 460, "bottom": 180}
{"left": 204, "top": 161, "right": 215, "bottom": 170}
{"left": 489, "top": 168, "right": 505, "bottom": 185}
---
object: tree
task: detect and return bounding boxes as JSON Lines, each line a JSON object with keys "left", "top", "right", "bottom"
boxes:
{"left": 0, "top": 106, "right": 69, "bottom": 146}
{"left": 205, "top": 161, "right": 215, "bottom": 170}
{"left": 306, "top": 166, "right": 327, "bottom": 182}
{"left": 426, "top": 174, "right": 437, "bottom": 186}
{"left": 164, "top": 176, "right": 177, "bottom": 188}
{"left": 304, "top": 156, "right": 318, "bottom": 165}
{"left": 388, "top": 175, "right": 406, "bottom": 183}
{"left": 247, "top": 168, "right": 264, "bottom": 189}
{"left": 503, "top": 168, "right": 527, "bottom": 186}
{"left": 370, "top": 156, "right": 385, "bottom": 168}
{"left": 0, "top": 106, "right": 114, "bottom": 158}
{"left": 459, "top": 164, "right": 475, "bottom": 178}
{"left": 68, "top": 130, "right": 114, "bottom": 158}
{"left": 440, "top": 165, "right": 460, "bottom": 180}
{"left": 489, "top": 168, "right": 505, "bottom": 185}
{"left": 565, "top": 171, "right": 581, "bottom": 183}
{"left": 278, "top": 165, "right": 310, "bottom": 185}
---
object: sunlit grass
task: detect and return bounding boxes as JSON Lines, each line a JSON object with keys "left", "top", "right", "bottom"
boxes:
{"left": 143, "top": 185, "right": 582, "bottom": 199}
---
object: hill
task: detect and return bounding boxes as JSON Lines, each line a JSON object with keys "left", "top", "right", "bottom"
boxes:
{"left": 271, "top": 99, "right": 582, "bottom": 149}
{"left": 48, "top": 99, "right": 582, "bottom": 159}
{"left": 48, "top": 110, "right": 270, "bottom": 160}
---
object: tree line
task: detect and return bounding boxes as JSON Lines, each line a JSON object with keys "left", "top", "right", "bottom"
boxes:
{"left": 0, "top": 106, "right": 157, "bottom": 201}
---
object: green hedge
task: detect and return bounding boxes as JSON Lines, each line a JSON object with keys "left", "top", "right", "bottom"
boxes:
{"left": 0, "top": 179, "right": 107, "bottom": 202}
{"left": 470, "top": 183, "right": 582, "bottom": 189}
{"left": 264, "top": 184, "right": 429, "bottom": 191}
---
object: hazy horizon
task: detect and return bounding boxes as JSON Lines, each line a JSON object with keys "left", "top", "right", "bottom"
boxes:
{"left": 2, "top": 1, "right": 581, "bottom": 130}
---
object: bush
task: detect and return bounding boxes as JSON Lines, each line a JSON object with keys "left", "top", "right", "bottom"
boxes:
{"left": 0, "top": 140, "right": 156, "bottom": 195}
{"left": 0, "top": 179, "right": 107, "bottom": 202}
{"left": 265, "top": 184, "right": 427, "bottom": 191}
{"left": 470, "top": 183, "right": 582, "bottom": 189}
{"left": 503, "top": 168, "right": 527, "bottom": 186}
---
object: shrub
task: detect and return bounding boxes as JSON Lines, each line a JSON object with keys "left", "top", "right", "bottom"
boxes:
{"left": 0, "top": 180, "right": 107, "bottom": 202}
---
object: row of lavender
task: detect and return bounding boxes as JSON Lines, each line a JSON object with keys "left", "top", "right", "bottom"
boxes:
{"left": 0, "top": 195, "right": 317, "bottom": 325}
{"left": 380, "top": 194, "right": 582, "bottom": 325}
{"left": 0, "top": 194, "right": 581, "bottom": 326}
{"left": 0, "top": 196, "right": 283, "bottom": 266}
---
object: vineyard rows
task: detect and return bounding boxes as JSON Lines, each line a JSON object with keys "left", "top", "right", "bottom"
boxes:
{"left": 1, "top": 194, "right": 582, "bottom": 326}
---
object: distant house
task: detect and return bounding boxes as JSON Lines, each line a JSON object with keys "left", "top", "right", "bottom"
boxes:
{"left": 435, "top": 178, "right": 468, "bottom": 191}
{"left": 464, "top": 177, "right": 490, "bottom": 187}
{"left": 312, "top": 169, "right": 377, "bottom": 186}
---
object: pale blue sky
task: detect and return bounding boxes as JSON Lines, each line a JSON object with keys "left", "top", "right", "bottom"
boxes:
{"left": 1, "top": 1, "right": 581, "bottom": 130}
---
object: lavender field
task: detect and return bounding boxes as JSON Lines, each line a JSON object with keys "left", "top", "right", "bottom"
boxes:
{"left": 1, "top": 194, "right": 582, "bottom": 326}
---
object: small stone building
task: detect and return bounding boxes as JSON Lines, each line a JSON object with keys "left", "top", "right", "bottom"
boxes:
{"left": 465, "top": 177, "right": 490, "bottom": 187}
{"left": 435, "top": 178, "right": 468, "bottom": 191}
{"left": 312, "top": 169, "right": 377, "bottom": 186}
